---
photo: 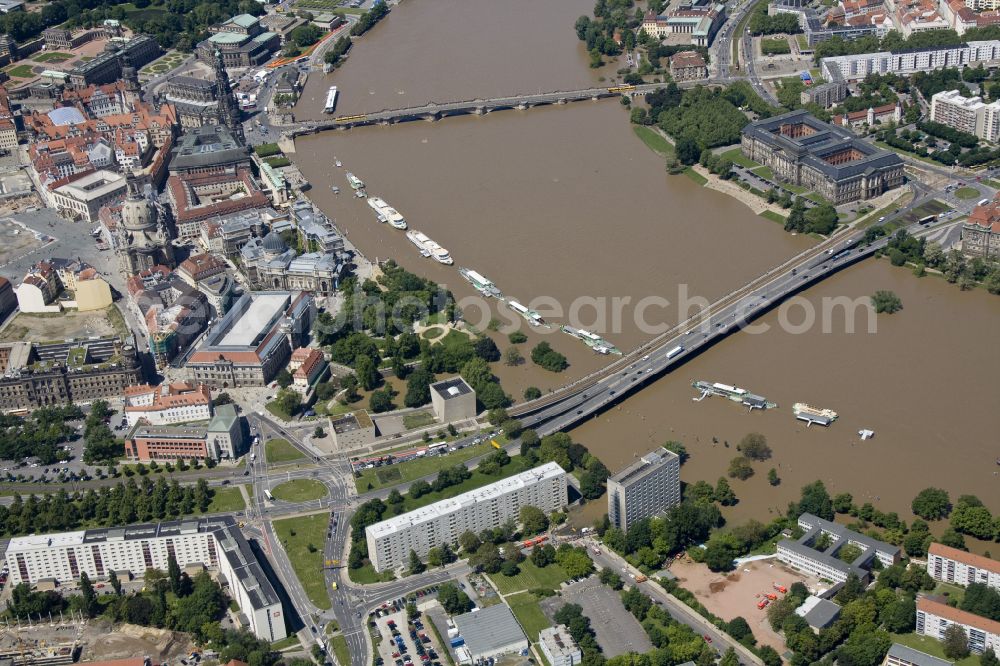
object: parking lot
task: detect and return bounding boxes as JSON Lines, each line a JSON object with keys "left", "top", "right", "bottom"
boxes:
{"left": 540, "top": 576, "right": 652, "bottom": 658}
{"left": 371, "top": 591, "right": 446, "bottom": 666}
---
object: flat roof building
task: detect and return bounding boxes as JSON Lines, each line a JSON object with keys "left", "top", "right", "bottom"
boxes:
{"left": 330, "top": 410, "right": 376, "bottom": 449}
{"left": 607, "top": 447, "right": 680, "bottom": 532}
{"left": 366, "top": 462, "right": 567, "bottom": 571}
{"left": 453, "top": 604, "right": 529, "bottom": 661}
{"left": 777, "top": 513, "right": 901, "bottom": 583}
{"left": 123, "top": 381, "right": 212, "bottom": 427}
{"left": 741, "top": 110, "right": 905, "bottom": 204}
{"left": 927, "top": 542, "right": 1000, "bottom": 590}
{"left": 5, "top": 517, "right": 285, "bottom": 642}
{"left": 883, "top": 643, "right": 954, "bottom": 666}
{"left": 539, "top": 625, "right": 582, "bottom": 666}
{"left": 429, "top": 376, "right": 476, "bottom": 423}
{"left": 795, "top": 595, "right": 842, "bottom": 631}
{"left": 917, "top": 596, "right": 1000, "bottom": 656}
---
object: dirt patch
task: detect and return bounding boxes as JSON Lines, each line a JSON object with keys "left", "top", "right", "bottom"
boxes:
{"left": 670, "top": 557, "right": 822, "bottom": 656}
{"left": 0, "top": 308, "right": 119, "bottom": 343}
{"left": 0, "top": 217, "right": 47, "bottom": 265}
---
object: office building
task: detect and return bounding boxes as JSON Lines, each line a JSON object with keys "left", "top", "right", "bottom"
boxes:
{"left": 607, "top": 447, "right": 681, "bottom": 532}
{"left": 330, "top": 411, "right": 376, "bottom": 449}
{"left": 916, "top": 597, "right": 1000, "bottom": 656}
{"left": 49, "top": 169, "right": 127, "bottom": 223}
{"left": 930, "top": 89, "right": 1000, "bottom": 142}
{"left": 963, "top": 195, "right": 1000, "bottom": 258}
{"left": 185, "top": 291, "right": 314, "bottom": 388}
{"left": 167, "top": 167, "right": 270, "bottom": 240}
{"left": 539, "top": 626, "right": 582, "bottom": 666}
{"left": 429, "top": 377, "right": 477, "bottom": 423}
{"left": 883, "top": 643, "right": 954, "bottom": 666}
{"left": 124, "top": 403, "right": 241, "bottom": 461}
{"left": 741, "top": 110, "right": 905, "bottom": 203}
{"left": 776, "top": 513, "right": 900, "bottom": 583}
{"left": 0, "top": 337, "right": 141, "bottom": 413}
{"left": 365, "top": 462, "right": 567, "bottom": 571}
{"left": 801, "top": 79, "right": 849, "bottom": 108}
{"left": 168, "top": 125, "right": 250, "bottom": 176}
{"left": 123, "top": 382, "right": 212, "bottom": 427}
{"left": 5, "top": 517, "right": 286, "bottom": 642}
{"left": 453, "top": 605, "right": 529, "bottom": 661}
{"left": 927, "top": 543, "right": 1000, "bottom": 590}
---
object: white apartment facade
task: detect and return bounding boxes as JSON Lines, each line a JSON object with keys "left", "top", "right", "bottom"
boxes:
{"left": 5, "top": 518, "right": 286, "bottom": 643}
{"left": 366, "top": 462, "right": 568, "bottom": 572}
{"left": 917, "top": 597, "right": 1000, "bottom": 656}
{"left": 123, "top": 382, "right": 213, "bottom": 427}
{"left": 927, "top": 542, "right": 1000, "bottom": 589}
{"left": 607, "top": 447, "right": 681, "bottom": 532}
{"left": 930, "top": 89, "right": 1000, "bottom": 142}
{"left": 820, "top": 40, "right": 1000, "bottom": 81}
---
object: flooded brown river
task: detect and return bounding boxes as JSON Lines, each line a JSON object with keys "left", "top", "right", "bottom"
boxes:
{"left": 292, "top": 0, "right": 1000, "bottom": 522}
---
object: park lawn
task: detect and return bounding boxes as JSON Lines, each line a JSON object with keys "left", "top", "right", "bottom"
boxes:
{"left": 330, "top": 635, "right": 351, "bottom": 666}
{"left": 348, "top": 562, "right": 396, "bottom": 584}
{"left": 721, "top": 148, "right": 759, "bottom": 169}
{"left": 401, "top": 454, "right": 532, "bottom": 512}
{"left": 402, "top": 411, "right": 436, "bottom": 429}
{"left": 266, "top": 438, "right": 306, "bottom": 463}
{"left": 954, "top": 186, "right": 981, "bottom": 200}
{"left": 488, "top": 559, "right": 569, "bottom": 595}
{"left": 632, "top": 125, "right": 675, "bottom": 159}
{"left": 271, "top": 479, "right": 327, "bottom": 502}
{"left": 933, "top": 581, "right": 965, "bottom": 605}
{"left": 891, "top": 633, "right": 978, "bottom": 666}
{"left": 759, "top": 210, "right": 786, "bottom": 224}
{"left": 206, "top": 486, "right": 245, "bottom": 513}
{"left": 271, "top": 634, "right": 300, "bottom": 650}
{"left": 354, "top": 443, "right": 494, "bottom": 493}
{"left": 266, "top": 398, "right": 294, "bottom": 420}
{"left": 273, "top": 513, "right": 331, "bottom": 609}
{"left": 984, "top": 178, "right": 1000, "bottom": 189}
{"left": 761, "top": 37, "right": 790, "bottom": 55}
{"left": 5, "top": 64, "right": 34, "bottom": 78}
{"left": 33, "top": 51, "right": 73, "bottom": 62}
{"left": 506, "top": 592, "right": 552, "bottom": 641}
{"left": 751, "top": 165, "right": 775, "bottom": 181}
{"left": 685, "top": 169, "right": 708, "bottom": 185}
{"left": 796, "top": 34, "right": 809, "bottom": 49}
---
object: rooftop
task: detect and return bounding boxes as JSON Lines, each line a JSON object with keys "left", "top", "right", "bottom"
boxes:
{"left": 928, "top": 542, "right": 1000, "bottom": 575}
{"left": 453, "top": 604, "right": 528, "bottom": 656}
{"left": 366, "top": 463, "right": 566, "bottom": 538}
{"left": 795, "top": 595, "right": 841, "bottom": 628}
{"left": 609, "top": 446, "right": 678, "bottom": 486}
{"left": 217, "top": 293, "right": 289, "bottom": 347}
{"left": 430, "top": 376, "right": 473, "bottom": 400}
{"left": 918, "top": 596, "right": 1000, "bottom": 635}
{"left": 885, "top": 643, "right": 953, "bottom": 666}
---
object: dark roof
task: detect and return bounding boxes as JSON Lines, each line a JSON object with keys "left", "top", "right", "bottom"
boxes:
{"left": 430, "top": 376, "right": 473, "bottom": 400}
{"left": 169, "top": 125, "right": 248, "bottom": 172}
{"left": 886, "top": 644, "right": 953, "bottom": 666}
{"left": 802, "top": 598, "right": 841, "bottom": 628}
{"left": 262, "top": 230, "right": 287, "bottom": 253}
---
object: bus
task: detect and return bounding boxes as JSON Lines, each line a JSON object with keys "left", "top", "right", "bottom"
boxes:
{"left": 264, "top": 489, "right": 273, "bottom": 501}
{"left": 919, "top": 215, "right": 937, "bottom": 225}
{"left": 666, "top": 345, "right": 684, "bottom": 359}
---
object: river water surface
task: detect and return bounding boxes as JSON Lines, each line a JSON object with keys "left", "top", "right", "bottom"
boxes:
{"left": 292, "top": 0, "right": 1000, "bottom": 522}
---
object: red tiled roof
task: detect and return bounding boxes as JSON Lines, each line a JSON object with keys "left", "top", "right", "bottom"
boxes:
{"left": 918, "top": 597, "right": 1000, "bottom": 635}
{"left": 929, "top": 542, "right": 1000, "bottom": 575}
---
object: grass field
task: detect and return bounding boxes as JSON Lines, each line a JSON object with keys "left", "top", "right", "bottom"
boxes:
{"left": 354, "top": 443, "right": 493, "bottom": 493}
{"left": 932, "top": 581, "right": 965, "bottom": 605}
{"left": 330, "top": 635, "right": 350, "bottom": 666}
{"left": 489, "top": 559, "right": 569, "bottom": 595}
{"left": 348, "top": 562, "right": 396, "bottom": 584}
{"left": 402, "top": 411, "right": 436, "bottom": 429}
{"left": 751, "top": 165, "right": 775, "bottom": 181}
{"left": 761, "top": 37, "right": 790, "bottom": 55}
{"left": 506, "top": 592, "right": 552, "bottom": 641}
{"left": 266, "top": 438, "right": 306, "bottom": 463}
{"left": 206, "top": 486, "right": 246, "bottom": 513}
{"left": 721, "top": 148, "right": 759, "bottom": 169}
{"left": 685, "top": 169, "right": 708, "bottom": 185}
{"left": 890, "top": 633, "right": 978, "bottom": 666}
{"left": 5, "top": 65, "right": 35, "bottom": 78}
{"left": 955, "top": 186, "right": 981, "bottom": 200}
{"left": 271, "top": 479, "right": 327, "bottom": 502}
{"left": 759, "top": 210, "right": 786, "bottom": 224}
{"left": 273, "top": 513, "right": 331, "bottom": 609}
{"left": 632, "top": 125, "right": 675, "bottom": 158}
{"left": 271, "top": 634, "right": 300, "bottom": 650}
{"left": 33, "top": 52, "right": 73, "bottom": 63}
{"left": 294, "top": 0, "right": 342, "bottom": 9}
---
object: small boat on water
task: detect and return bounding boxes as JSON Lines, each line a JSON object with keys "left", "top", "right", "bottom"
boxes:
{"left": 793, "top": 403, "right": 837, "bottom": 426}
{"left": 459, "top": 267, "right": 501, "bottom": 298}
{"left": 346, "top": 172, "right": 365, "bottom": 190}
{"left": 331, "top": 185, "right": 340, "bottom": 194}
{"left": 692, "top": 380, "right": 776, "bottom": 410}
{"left": 507, "top": 300, "right": 547, "bottom": 327}
{"left": 335, "top": 158, "right": 342, "bottom": 168}
{"left": 562, "top": 326, "right": 621, "bottom": 355}
{"left": 367, "top": 197, "right": 407, "bottom": 229}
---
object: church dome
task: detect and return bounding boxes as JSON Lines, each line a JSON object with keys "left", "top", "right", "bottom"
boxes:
{"left": 121, "top": 179, "right": 157, "bottom": 232}
{"left": 262, "top": 231, "right": 287, "bottom": 253}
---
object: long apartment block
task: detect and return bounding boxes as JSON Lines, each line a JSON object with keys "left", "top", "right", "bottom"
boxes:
{"left": 5, "top": 517, "right": 286, "bottom": 642}
{"left": 927, "top": 542, "right": 1000, "bottom": 590}
{"left": 366, "top": 462, "right": 567, "bottom": 572}
{"left": 917, "top": 597, "right": 1000, "bottom": 656}
{"left": 606, "top": 446, "right": 680, "bottom": 532}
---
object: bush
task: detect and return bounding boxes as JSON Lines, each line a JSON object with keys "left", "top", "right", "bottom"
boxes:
{"left": 871, "top": 290, "right": 903, "bottom": 314}
{"left": 728, "top": 456, "right": 754, "bottom": 480}
{"left": 530, "top": 342, "right": 568, "bottom": 372}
